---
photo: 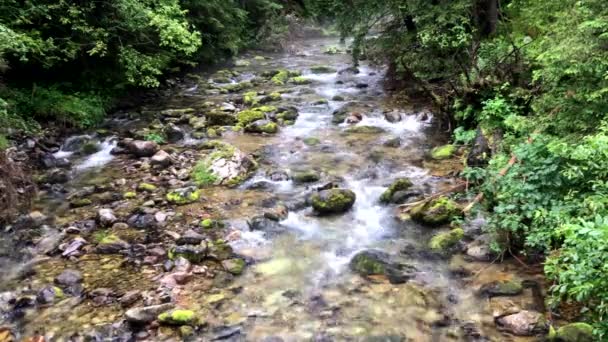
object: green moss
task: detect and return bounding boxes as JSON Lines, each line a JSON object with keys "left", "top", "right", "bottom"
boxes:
{"left": 380, "top": 178, "right": 413, "bottom": 203}
{"left": 192, "top": 161, "right": 218, "bottom": 187}
{"left": 271, "top": 70, "right": 290, "bottom": 85}
{"left": 310, "top": 65, "right": 337, "bottom": 74}
{"left": 81, "top": 142, "right": 100, "bottom": 155}
{"left": 269, "top": 92, "right": 282, "bottom": 101}
{"left": 70, "top": 198, "right": 92, "bottom": 208}
{"left": 123, "top": 192, "right": 137, "bottom": 199}
{"left": 293, "top": 170, "right": 320, "bottom": 183}
{"left": 223, "top": 258, "right": 246, "bottom": 275}
{"left": 99, "top": 234, "right": 122, "bottom": 245}
{"left": 311, "top": 189, "right": 356, "bottom": 214}
{"left": 430, "top": 144, "right": 456, "bottom": 160}
{"left": 207, "top": 127, "right": 219, "bottom": 138}
{"left": 137, "top": 183, "right": 157, "bottom": 192}
{"left": 410, "top": 196, "right": 461, "bottom": 226}
{"left": 237, "top": 106, "right": 276, "bottom": 125}
{"left": 158, "top": 309, "right": 197, "bottom": 325}
{"left": 166, "top": 188, "right": 201, "bottom": 205}
{"left": 303, "top": 137, "right": 321, "bottom": 146}
{"left": 350, "top": 253, "right": 386, "bottom": 275}
{"left": 554, "top": 323, "right": 594, "bottom": 342}
{"left": 428, "top": 228, "right": 464, "bottom": 251}
{"left": 290, "top": 76, "right": 311, "bottom": 85}
{"left": 243, "top": 91, "right": 258, "bottom": 105}
{"left": 53, "top": 286, "right": 65, "bottom": 299}
{"left": 224, "top": 81, "right": 252, "bottom": 93}
{"left": 246, "top": 120, "right": 278, "bottom": 134}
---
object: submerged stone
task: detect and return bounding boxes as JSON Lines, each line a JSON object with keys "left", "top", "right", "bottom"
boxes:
{"left": 479, "top": 280, "right": 524, "bottom": 297}
{"left": 553, "top": 323, "right": 594, "bottom": 342}
{"left": 349, "top": 250, "right": 417, "bottom": 284}
{"left": 292, "top": 170, "right": 320, "bottom": 183}
{"left": 310, "top": 65, "right": 337, "bottom": 74}
{"left": 222, "top": 258, "right": 246, "bottom": 275}
{"left": 311, "top": 188, "right": 356, "bottom": 214}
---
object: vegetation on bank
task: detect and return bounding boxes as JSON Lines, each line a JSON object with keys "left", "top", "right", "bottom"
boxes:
{"left": 0, "top": 0, "right": 300, "bottom": 135}
{"left": 305, "top": 0, "right": 608, "bottom": 336}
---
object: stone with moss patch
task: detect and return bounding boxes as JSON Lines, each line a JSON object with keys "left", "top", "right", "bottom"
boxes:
{"left": 222, "top": 258, "right": 246, "bottom": 275}
{"left": 137, "top": 183, "right": 157, "bottom": 192}
{"left": 552, "top": 323, "right": 594, "bottom": 342}
{"left": 271, "top": 70, "right": 300, "bottom": 85}
{"left": 200, "top": 218, "right": 223, "bottom": 229}
{"left": 70, "top": 198, "right": 92, "bottom": 208}
{"left": 479, "top": 280, "right": 523, "bottom": 297}
{"left": 243, "top": 91, "right": 258, "bottom": 105}
{"left": 237, "top": 106, "right": 276, "bottom": 126}
{"left": 349, "top": 250, "right": 417, "bottom": 284}
{"left": 344, "top": 126, "right": 386, "bottom": 134}
{"left": 311, "top": 188, "right": 356, "bottom": 214}
{"left": 410, "top": 196, "right": 461, "bottom": 226}
{"left": 123, "top": 192, "right": 137, "bottom": 199}
{"left": 293, "top": 170, "right": 320, "bottom": 183}
{"left": 380, "top": 178, "right": 413, "bottom": 203}
{"left": 192, "top": 142, "right": 257, "bottom": 187}
{"left": 428, "top": 228, "right": 464, "bottom": 252}
{"left": 166, "top": 187, "right": 201, "bottom": 205}
{"left": 290, "top": 76, "right": 312, "bottom": 85}
{"left": 205, "top": 110, "right": 237, "bottom": 126}
{"left": 245, "top": 120, "right": 278, "bottom": 134}
{"left": 430, "top": 144, "right": 456, "bottom": 160}
{"left": 158, "top": 309, "right": 198, "bottom": 325}
{"left": 310, "top": 65, "right": 337, "bottom": 74}
{"left": 303, "top": 137, "right": 321, "bottom": 146}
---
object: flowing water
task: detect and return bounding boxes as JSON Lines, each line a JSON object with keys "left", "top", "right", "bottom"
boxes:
{"left": 0, "top": 37, "right": 544, "bottom": 341}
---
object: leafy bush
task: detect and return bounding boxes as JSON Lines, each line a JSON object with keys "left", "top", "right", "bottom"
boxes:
{"left": 144, "top": 133, "right": 166, "bottom": 144}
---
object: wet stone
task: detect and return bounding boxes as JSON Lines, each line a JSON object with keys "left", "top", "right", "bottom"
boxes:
{"left": 176, "top": 230, "right": 205, "bottom": 245}
{"left": 496, "top": 310, "right": 548, "bottom": 336}
{"left": 125, "top": 303, "right": 174, "bottom": 324}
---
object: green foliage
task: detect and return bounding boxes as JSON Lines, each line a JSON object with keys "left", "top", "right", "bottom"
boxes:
{"left": 453, "top": 127, "right": 476, "bottom": 145}
{"left": 144, "top": 133, "right": 166, "bottom": 144}
{"left": 192, "top": 161, "right": 218, "bottom": 187}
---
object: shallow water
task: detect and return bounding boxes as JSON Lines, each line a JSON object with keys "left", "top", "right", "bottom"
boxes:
{"left": 0, "top": 37, "right": 542, "bottom": 341}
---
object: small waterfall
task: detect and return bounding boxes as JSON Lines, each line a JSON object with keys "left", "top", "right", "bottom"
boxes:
{"left": 74, "top": 137, "right": 117, "bottom": 171}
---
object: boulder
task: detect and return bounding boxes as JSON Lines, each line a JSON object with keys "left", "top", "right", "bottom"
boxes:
{"left": 222, "top": 258, "right": 246, "bottom": 275}
{"left": 292, "top": 170, "right": 320, "bottom": 183}
{"left": 349, "top": 250, "right": 417, "bottom": 284}
{"left": 205, "top": 110, "right": 237, "bottom": 126}
{"left": 247, "top": 215, "right": 285, "bottom": 236}
{"left": 380, "top": 178, "right": 413, "bottom": 203}
{"left": 553, "top": 323, "right": 594, "bottom": 342}
{"left": 127, "top": 140, "right": 159, "bottom": 158}
{"left": 410, "top": 196, "right": 461, "bottom": 226}
{"left": 193, "top": 142, "right": 257, "bottom": 187}
{"left": 163, "top": 124, "right": 185, "bottom": 143}
{"left": 496, "top": 310, "right": 548, "bottom": 336}
{"left": 479, "top": 280, "right": 523, "bottom": 297}
{"left": 54, "top": 269, "right": 83, "bottom": 287}
{"left": 384, "top": 111, "right": 402, "bottom": 123}
{"left": 311, "top": 189, "right": 356, "bottom": 214}
{"left": 151, "top": 150, "right": 172, "bottom": 167}
{"left": 176, "top": 230, "right": 205, "bottom": 245}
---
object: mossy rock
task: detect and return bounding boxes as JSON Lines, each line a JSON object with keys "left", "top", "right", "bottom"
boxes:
{"left": 344, "top": 126, "right": 386, "bottom": 134}
{"left": 205, "top": 110, "right": 237, "bottom": 126}
{"left": 310, "top": 65, "right": 337, "bottom": 74}
{"left": 270, "top": 70, "right": 300, "bottom": 85}
{"left": 200, "top": 219, "right": 223, "bottom": 229}
{"left": 169, "top": 246, "right": 206, "bottom": 263}
{"left": 276, "top": 106, "right": 299, "bottom": 121}
{"left": 158, "top": 309, "right": 198, "bottom": 325}
{"left": 303, "top": 137, "right": 321, "bottom": 146}
{"left": 234, "top": 59, "right": 250, "bottom": 67}
{"left": 289, "top": 76, "right": 312, "bottom": 85}
{"left": 332, "top": 95, "right": 345, "bottom": 101}
{"left": 166, "top": 187, "right": 201, "bottom": 205}
{"left": 224, "top": 81, "right": 252, "bottom": 93}
{"left": 410, "top": 196, "right": 461, "bottom": 226}
{"left": 479, "top": 280, "right": 523, "bottom": 297}
{"left": 137, "top": 183, "right": 157, "bottom": 192}
{"left": 243, "top": 91, "right": 258, "bottom": 105}
{"left": 245, "top": 120, "right": 278, "bottom": 134}
{"left": 222, "top": 258, "right": 246, "bottom": 275}
{"left": 428, "top": 228, "right": 464, "bottom": 251}
{"left": 268, "top": 92, "right": 282, "bottom": 101}
{"left": 349, "top": 250, "right": 417, "bottom": 284}
{"left": 311, "top": 188, "right": 356, "bottom": 214}
{"left": 81, "top": 142, "right": 100, "bottom": 155}
{"left": 123, "top": 192, "right": 137, "bottom": 199}
{"left": 237, "top": 106, "right": 276, "bottom": 126}
{"left": 70, "top": 198, "right": 92, "bottom": 208}
{"left": 293, "top": 170, "right": 320, "bottom": 183}
{"left": 553, "top": 323, "right": 594, "bottom": 342}
{"left": 380, "top": 178, "right": 413, "bottom": 203}
{"left": 430, "top": 144, "right": 456, "bottom": 160}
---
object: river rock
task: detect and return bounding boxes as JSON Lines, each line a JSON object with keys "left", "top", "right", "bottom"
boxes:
{"left": 127, "top": 140, "right": 159, "bottom": 158}
{"left": 430, "top": 144, "right": 456, "bottom": 160}
{"left": 151, "top": 150, "right": 172, "bottom": 167}
{"left": 36, "top": 285, "right": 64, "bottom": 304}
{"left": 199, "top": 142, "right": 257, "bottom": 187}
{"left": 293, "top": 170, "right": 320, "bottom": 183}
{"left": 466, "top": 234, "right": 494, "bottom": 261}
{"left": 479, "top": 279, "right": 523, "bottom": 297}
{"left": 166, "top": 186, "right": 201, "bottom": 205}
{"left": 245, "top": 120, "right": 278, "bottom": 134}
{"left": 428, "top": 228, "right": 464, "bottom": 253}
{"left": 247, "top": 215, "right": 285, "bottom": 236}
{"left": 349, "top": 250, "right": 417, "bottom": 284}
{"left": 97, "top": 208, "right": 117, "bottom": 227}
{"left": 553, "top": 322, "right": 594, "bottom": 342}
{"left": 125, "top": 303, "right": 174, "bottom": 324}
{"left": 311, "top": 188, "right": 356, "bottom": 214}
{"left": 496, "top": 310, "right": 548, "bottom": 336}
{"left": 163, "top": 124, "right": 184, "bottom": 143}
{"left": 158, "top": 309, "right": 198, "bottom": 325}
{"left": 384, "top": 111, "right": 402, "bottom": 123}
{"left": 379, "top": 178, "right": 413, "bottom": 203}
{"left": 55, "top": 269, "right": 83, "bottom": 286}
{"left": 96, "top": 235, "right": 130, "bottom": 254}
{"left": 176, "top": 230, "right": 205, "bottom": 245}
{"left": 410, "top": 196, "right": 461, "bottom": 226}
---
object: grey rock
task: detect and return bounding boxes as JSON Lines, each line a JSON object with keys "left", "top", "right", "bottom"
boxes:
{"left": 124, "top": 303, "right": 174, "bottom": 324}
